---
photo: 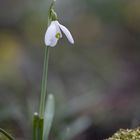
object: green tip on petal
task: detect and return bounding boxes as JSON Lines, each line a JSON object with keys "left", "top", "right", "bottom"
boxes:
{"left": 55, "top": 32, "right": 61, "bottom": 39}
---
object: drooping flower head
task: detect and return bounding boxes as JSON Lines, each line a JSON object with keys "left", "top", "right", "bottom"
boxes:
{"left": 45, "top": 20, "right": 74, "bottom": 47}
{"left": 44, "top": 3, "right": 74, "bottom": 47}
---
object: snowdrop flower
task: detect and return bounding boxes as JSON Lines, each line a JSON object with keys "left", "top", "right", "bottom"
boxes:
{"left": 45, "top": 20, "right": 74, "bottom": 47}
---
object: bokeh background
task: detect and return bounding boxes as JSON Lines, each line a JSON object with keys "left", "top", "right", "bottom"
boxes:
{"left": 1, "top": 0, "right": 140, "bottom": 140}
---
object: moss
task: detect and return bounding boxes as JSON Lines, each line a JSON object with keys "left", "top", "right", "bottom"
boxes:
{"left": 106, "top": 128, "right": 140, "bottom": 140}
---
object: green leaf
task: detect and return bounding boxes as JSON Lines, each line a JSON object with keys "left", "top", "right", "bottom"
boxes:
{"left": 0, "top": 128, "right": 15, "bottom": 140}
{"left": 43, "top": 94, "right": 55, "bottom": 140}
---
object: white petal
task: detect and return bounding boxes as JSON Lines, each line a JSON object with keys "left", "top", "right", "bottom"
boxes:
{"left": 57, "top": 21, "right": 74, "bottom": 44}
{"left": 44, "top": 21, "right": 58, "bottom": 47}
{"left": 54, "top": 21, "right": 62, "bottom": 38}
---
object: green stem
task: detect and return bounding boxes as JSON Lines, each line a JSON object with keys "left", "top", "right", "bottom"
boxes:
{"left": 33, "top": 113, "right": 39, "bottom": 140}
{"left": 35, "top": 47, "right": 49, "bottom": 140}
{"left": 0, "top": 128, "right": 15, "bottom": 140}
{"left": 38, "top": 118, "right": 44, "bottom": 140}
{"left": 39, "top": 46, "right": 50, "bottom": 118}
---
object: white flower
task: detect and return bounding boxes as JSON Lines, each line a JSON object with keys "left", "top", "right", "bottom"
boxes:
{"left": 45, "top": 20, "right": 74, "bottom": 47}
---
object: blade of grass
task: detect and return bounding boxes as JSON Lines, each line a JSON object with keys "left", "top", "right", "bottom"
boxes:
{"left": 0, "top": 128, "right": 15, "bottom": 140}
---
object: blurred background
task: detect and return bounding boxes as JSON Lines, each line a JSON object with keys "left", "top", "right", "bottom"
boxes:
{"left": 0, "top": 0, "right": 140, "bottom": 140}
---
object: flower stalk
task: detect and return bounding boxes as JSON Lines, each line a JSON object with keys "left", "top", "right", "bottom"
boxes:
{"left": 39, "top": 46, "right": 49, "bottom": 118}
{"left": 34, "top": 46, "right": 49, "bottom": 140}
